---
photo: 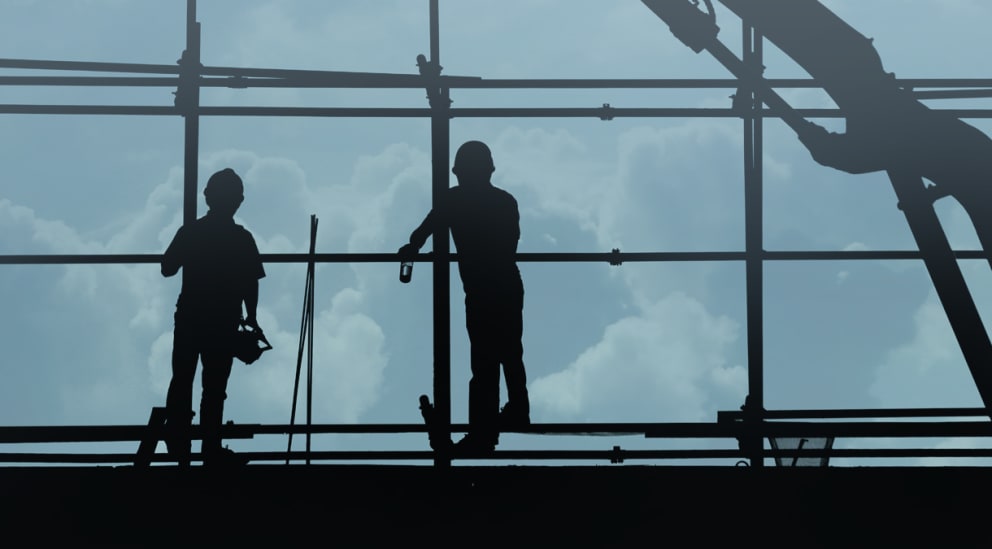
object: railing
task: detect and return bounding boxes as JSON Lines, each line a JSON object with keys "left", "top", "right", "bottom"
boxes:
{"left": 1, "top": 407, "right": 989, "bottom": 467}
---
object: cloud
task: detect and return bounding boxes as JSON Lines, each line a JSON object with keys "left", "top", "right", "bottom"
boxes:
{"left": 329, "top": 143, "right": 432, "bottom": 254}
{"left": 868, "top": 201, "right": 992, "bottom": 411}
{"left": 529, "top": 292, "right": 745, "bottom": 422}
{"left": 0, "top": 142, "right": 424, "bottom": 426}
{"left": 869, "top": 287, "right": 985, "bottom": 409}
{"left": 0, "top": 194, "right": 174, "bottom": 423}
{"left": 499, "top": 120, "right": 751, "bottom": 424}
{"left": 223, "top": 288, "right": 389, "bottom": 424}
{"left": 486, "top": 126, "right": 610, "bottom": 250}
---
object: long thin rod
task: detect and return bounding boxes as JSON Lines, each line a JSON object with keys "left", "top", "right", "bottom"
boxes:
{"left": 4, "top": 249, "right": 992, "bottom": 266}
{"left": 3, "top": 57, "right": 991, "bottom": 90}
{"left": 306, "top": 216, "right": 318, "bottom": 463}
{"left": 286, "top": 215, "right": 318, "bottom": 463}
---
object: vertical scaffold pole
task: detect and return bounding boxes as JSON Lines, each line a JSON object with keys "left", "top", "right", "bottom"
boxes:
{"left": 742, "top": 21, "right": 765, "bottom": 467}
{"left": 428, "top": 0, "right": 452, "bottom": 468}
{"left": 180, "top": 0, "right": 200, "bottom": 225}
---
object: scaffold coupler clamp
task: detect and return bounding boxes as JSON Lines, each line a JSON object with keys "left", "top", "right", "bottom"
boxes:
{"left": 610, "top": 248, "right": 623, "bottom": 266}
{"left": 173, "top": 49, "right": 202, "bottom": 112}
{"left": 731, "top": 61, "right": 767, "bottom": 116}
{"left": 416, "top": 53, "right": 450, "bottom": 109}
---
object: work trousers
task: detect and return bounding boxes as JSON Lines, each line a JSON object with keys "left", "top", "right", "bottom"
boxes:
{"left": 465, "top": 286, "right": 528, "bottom": 444}
{"left": 166, "top": 312, "right": 236, "bottom": 457}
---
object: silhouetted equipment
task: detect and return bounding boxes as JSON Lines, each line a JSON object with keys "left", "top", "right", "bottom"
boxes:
{"left": 234, "top": 319, "right": 272, "bottom": 365}
{"left": 643, "top": 0, "right": 992, "bottom": 419}
{"left": 770, "top": 436, "right": 833, "bottom": 467}
{"left": 399, "top": 259, "right": 414, "bottom": 283}
{"left": 134, "top": 406, "right": 168, "bottom": 467}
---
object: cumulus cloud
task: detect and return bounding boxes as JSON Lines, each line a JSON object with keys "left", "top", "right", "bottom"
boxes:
{"left": 868, "top": 192, "right": 992, "bottom": 413}
{"left": 1, "top": 142, "right": 426, "bottom": 427}
{"left": 530, "top": 292, "right": 745, "bottom": 422}
{"left": 6, "top": 0, "right": 987, "bottom": 465}
{"left": 869, "top": 288, "right": 984, "bottom": 409}
{"left": 0, "top": 196, "right": 170, "bottom": 423}
{"left": 222, "top": 288, "right": 388, "bottom": 424}
{"left": 497, "top": 120, "right": 751, "bottom": 423}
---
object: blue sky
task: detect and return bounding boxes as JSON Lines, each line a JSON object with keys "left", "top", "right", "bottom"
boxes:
{"left": 1, "top": 0, "right": 991, "bottom": 466}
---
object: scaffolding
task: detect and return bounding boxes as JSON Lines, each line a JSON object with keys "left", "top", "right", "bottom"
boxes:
{"left": 3, "top": 0, "right": 992, "bottom": 468}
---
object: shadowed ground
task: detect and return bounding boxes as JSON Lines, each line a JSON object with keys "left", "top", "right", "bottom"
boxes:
{"left": 2, "top": 464, "right": 988, "bottom": 547}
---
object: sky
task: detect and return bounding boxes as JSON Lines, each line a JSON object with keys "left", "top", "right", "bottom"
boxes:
{"left": 2, "top": 0, "right": 992, "bottom": 467}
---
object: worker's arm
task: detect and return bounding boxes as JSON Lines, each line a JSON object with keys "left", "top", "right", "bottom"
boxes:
{"left": 243, "top": 278, "right": 259, "bottom": 328}
{"left": 399, "top": 209, "right": 438, "bottom": 258}
{"left": 161, "top": 226, "right": 184, "bottom": 277}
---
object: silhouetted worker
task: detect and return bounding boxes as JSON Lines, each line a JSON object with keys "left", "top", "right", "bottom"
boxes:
{"left": 399, "top": 140, "right": 530, "bottom": 455}
{"left": 161, "top": 168, "right": 266, "bottom": 466}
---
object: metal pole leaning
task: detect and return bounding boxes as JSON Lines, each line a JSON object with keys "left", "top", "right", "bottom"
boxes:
{"left": 287, "top": 215, "right": 318, "bottom": 464}
{"left": 306, "top": 216, "right": 318, "bottom": 462}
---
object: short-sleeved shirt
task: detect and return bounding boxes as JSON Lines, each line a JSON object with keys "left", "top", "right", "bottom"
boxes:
{"left": 411, "top": 183, "right": 522, "bottom": 297}
{"left": 163, "top": 212, "right": 265, "bottom": 324}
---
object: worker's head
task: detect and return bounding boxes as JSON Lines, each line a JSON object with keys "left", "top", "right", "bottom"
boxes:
{"left": 204, "top": 168, "right": 244, "bottom": 216}
{"left": 451, "top": 140, "right": 494, "bottom": 186}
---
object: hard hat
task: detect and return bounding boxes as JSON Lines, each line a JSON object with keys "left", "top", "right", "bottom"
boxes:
{"left": 204, "top": 168, "right": 244, "bottom": 199}
{"left": 233, "top": 320, "right": 272, "bottom": 365}
{"left": 452, "top": 141, "right": 494, "bottom": 174}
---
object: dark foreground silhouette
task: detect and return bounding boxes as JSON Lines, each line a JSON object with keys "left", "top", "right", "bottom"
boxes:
{"left": 161, "top": 168, "right": 267, "bottom": 466}
{"left": 400, "top": 141, "right": 531, "bottom": 455}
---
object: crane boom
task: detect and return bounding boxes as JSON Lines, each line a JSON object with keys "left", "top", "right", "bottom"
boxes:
{"left": 642, "top": 0, "right": 992, "bottom": 417}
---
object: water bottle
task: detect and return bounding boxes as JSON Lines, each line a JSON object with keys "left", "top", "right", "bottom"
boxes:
{"left": 399, "top": 260, "right": 414, "bottom": 283}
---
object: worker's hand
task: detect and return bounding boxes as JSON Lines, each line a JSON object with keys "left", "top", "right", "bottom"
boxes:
{"left": 398, "top": 243, "right": 419, "bottom": 260}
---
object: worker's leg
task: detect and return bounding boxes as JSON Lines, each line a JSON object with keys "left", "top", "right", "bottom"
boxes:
{"left": 465, "top": 295, "right": 500, "bottom": 447}
{"left": 165, "top": 317, "right": 197, "bottom": 465}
